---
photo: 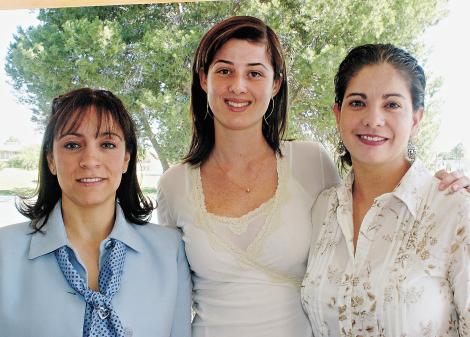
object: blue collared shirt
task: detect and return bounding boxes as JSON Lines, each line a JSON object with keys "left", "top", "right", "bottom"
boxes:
{"left": 0, "top": 202, "right": 191, "bottom": 337}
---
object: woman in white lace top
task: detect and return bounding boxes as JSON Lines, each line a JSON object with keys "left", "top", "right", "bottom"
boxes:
{"left": 301, "top": 44, "right": 470, "bottom": 336}
{"left": 156, "top": 16, "right": 341, "bottom": 337}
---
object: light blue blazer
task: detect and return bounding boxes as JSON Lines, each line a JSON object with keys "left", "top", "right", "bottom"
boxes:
{"left": 0, "top": 202, "right": 191, "bottom": 337}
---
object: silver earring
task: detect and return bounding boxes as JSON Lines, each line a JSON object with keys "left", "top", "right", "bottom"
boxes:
{"left": 336, "top": 139, "right": 347, "bottom": 156}
{"left": 205, "top": 101, "right": 213, "bottom": 120}
{"left": 406, "top": 138, "right": 416, "bottom": 163}
{"left": 263, "top": 97, "right": 274, "bottom": 124}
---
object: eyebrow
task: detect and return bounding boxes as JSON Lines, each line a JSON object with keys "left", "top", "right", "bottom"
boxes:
{"left": 58, "top": 131, "right": 123, "bottom": 141}
{"left": 345, "top": 93, "right": 405, "bottom": 99}
{"left": 213, "top": 59, "right": 270, "bottom": 71}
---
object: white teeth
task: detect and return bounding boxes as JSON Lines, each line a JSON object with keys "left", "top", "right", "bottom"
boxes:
{"left": 79, "top": 178, "right": 103, "bottom": 183}
{"left": 226, "top": 101, "right": 249, "bottom": 108}
{"left": 360, "top": 135, "right": 386, "bottom": 142}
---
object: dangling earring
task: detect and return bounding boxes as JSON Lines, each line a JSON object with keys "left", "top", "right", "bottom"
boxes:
{"left": 263, "top": 97, "right": 274, "bottom": 125}
{"left": 406, "top": 138, "right": 416, "bottom": 163}
{"left": 205, "top": 100, "right": 213, "bottom": 120}
{"left": 336, "top": 138, "right": 347, "bottom": 156}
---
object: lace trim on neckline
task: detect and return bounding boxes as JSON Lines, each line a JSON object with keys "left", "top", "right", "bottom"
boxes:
{"left": 189, "top": 152, "right": 300, "bottom": 287}
{"left": 196, "top": 156, "right": 280, "bottom": 221}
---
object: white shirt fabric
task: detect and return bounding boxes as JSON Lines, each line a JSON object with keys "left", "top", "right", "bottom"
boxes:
{"left": 157, "top": 141, "right": 339, "bottom": 337}
{"left": 301, "top": 160, "right": 470, "bottom": 337}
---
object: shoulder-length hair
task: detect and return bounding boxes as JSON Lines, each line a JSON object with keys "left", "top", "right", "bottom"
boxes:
{"left": 184, "top": 16, "right": 288, "bottom": 166}
{"left": 17, "top": 88, "right": 154, "bottom": 231}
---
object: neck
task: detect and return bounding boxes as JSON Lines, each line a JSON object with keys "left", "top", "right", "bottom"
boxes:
{"left": 61, "top": 197, "right": 116, "bottom": 246}
{"left": 352, "top": 159, "right": 411, "bottom": 201}
{"left": 212, "top": 124, "right": 273, "bottom": 166}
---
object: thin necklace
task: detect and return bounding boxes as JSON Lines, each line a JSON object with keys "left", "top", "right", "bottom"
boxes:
{"left": 212, "top": 153, "right": 267, "bottom": 193}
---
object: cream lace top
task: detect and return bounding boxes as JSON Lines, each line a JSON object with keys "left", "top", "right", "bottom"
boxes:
{"left": 302, "top": 160, "right": 470, "bottom": 337}
{"left": 157, "top": 141, "right": 339, "bottom": 337}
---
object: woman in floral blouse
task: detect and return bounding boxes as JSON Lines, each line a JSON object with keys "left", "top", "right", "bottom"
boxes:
{"left": 301, "top": 44, "right": 470, "bottom": 337}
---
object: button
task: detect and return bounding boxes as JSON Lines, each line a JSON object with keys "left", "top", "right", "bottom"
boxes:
{"left": 104, "top": 240, "right": 114, "bottom": 249}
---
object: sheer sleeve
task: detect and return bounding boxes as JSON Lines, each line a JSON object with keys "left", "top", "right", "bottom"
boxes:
{"left": 156, "top": 182, "right": 177, "bottom": 228}
{"left": 288, "top": 141, "right": 340, "bottom": 201}
{"left": 318, "top": 144, "right": 341, "bottom": 190}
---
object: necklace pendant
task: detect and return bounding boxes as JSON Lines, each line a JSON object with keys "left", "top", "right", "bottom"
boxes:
{"left": 245, "top": 188, "right": 251, "bottom": 193}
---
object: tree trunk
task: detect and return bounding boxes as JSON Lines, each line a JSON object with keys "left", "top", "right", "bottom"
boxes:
{"left": 138, "top": 112, "right": 170, "bottom": 172}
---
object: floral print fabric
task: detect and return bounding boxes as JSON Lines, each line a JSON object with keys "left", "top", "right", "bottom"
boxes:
{"left": 301, "top": 161, "right": 470, "bottom": 337}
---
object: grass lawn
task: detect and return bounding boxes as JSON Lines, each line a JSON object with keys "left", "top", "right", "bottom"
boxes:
{"left": 0, "top": 168, "right": 37, "bottom": 196}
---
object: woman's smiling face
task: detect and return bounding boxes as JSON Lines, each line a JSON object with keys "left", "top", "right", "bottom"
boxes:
{"left": 334, "top": 62, "right": 423, "bottom": 169}
{"left": 47, "top": 106, "right": 130, "bottom": 209}
{"left": 199, "top": 38, "right": 280, "bottom": 133}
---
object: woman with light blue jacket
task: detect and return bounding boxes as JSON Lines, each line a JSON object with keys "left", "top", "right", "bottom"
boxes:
{"left": 0, "top": 88, "right": 191, "bottom": 337}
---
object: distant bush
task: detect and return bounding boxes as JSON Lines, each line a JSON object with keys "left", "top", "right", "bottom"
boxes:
{"left": 7, "top": 145, "right": 40, "bottom": 170}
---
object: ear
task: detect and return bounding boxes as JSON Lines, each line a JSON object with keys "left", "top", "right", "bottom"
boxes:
{"left": 47, "top": 152, "right": 56, "bottom": 176}
{"left": 199, "top": 70, "right": 208, "bottom": 93}
{"left": 123, "top": 151, "right": 131, "bottom": 173}
{"left": 333, "top": 103, "right": 342, "bottom": 128}
{"left": 272, "top": 78, "right": 281, "bottom": 97}
{"left": 411, "top": 107, "right": 424, "bottom": 137}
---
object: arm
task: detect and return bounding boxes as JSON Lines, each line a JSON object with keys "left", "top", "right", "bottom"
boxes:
{"left": 156, "top": 181, "right": 177, "bottom": 228}
{"left": 318, "top": 145, "right": 341, "bottom": 190}
{"left": 449, "top": 195, "right": 470, "bottom": 335}
{"left": 170, "top": 238, "right": 192, "bottom": 337}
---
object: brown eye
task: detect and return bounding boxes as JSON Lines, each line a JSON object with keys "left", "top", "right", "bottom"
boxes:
{"left": 249, "top": 71, "right": 262, "bottom": 78}
{"left": 64, "top": 142, "right": 80, "bottom": 150}
{"left": 102, "top": 142, "right": 117, "bottom": 149}
{"left": 216, "top": 68, "right": 231, "bottom": 75}
{"left": 386, "top": 102, "right": 401, "bottom": 109}
{"left": 350, "top": 100, "right": 365, "bottom": 108}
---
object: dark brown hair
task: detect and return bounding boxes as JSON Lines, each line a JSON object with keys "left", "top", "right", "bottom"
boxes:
{"left": 184, "top": 16, "right": 288, "bottom": 165}
{"left": 17, "top": 88, "right": 154, "bottom": 230}
{"left": 334, "top": 43, "right": 426, "bottom": 168}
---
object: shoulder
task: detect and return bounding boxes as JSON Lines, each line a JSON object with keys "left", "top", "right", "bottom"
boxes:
{"left": 283, "top": 140, "right": 322, "bottom": 156}
{"left": 130, "top": 222, "right": 183, "bottom": 253}
{"left": 283, "top": 140, "right": 333, "bottom": 165}
{"left": 0, "top": 221, "right": 33, "bottom": 257}
{"left": 159, "top": 163, "right": 189, "bottom": 184}
{"left": 0, "top": 221, "right": 32, "bottom": 243}
{"left": 158, "top": 163, "right": 192, "bottom": 194}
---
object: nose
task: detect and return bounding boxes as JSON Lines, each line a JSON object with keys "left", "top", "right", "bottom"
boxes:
{"left": 228, "top": 74, "right": 248, "bottom": 95}
{"left": 79, "top": 146, "right": 101, "bottom": 169}
{"left": 362, "top": 104, "right": 385, "bottom": 127}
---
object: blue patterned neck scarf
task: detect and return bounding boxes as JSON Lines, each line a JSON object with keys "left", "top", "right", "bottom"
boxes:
{"left": 55, "top": 239, "right": 127, "bottom": 337}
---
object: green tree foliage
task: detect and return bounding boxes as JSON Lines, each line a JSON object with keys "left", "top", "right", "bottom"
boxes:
{"left": 6, "top": 0, "right": 447, "bottom": 170}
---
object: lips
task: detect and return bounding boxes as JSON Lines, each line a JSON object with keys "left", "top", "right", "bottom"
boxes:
{"left": 77, "top": 177, "right": 104, "bottom": 183}
{"left": 357, "top": 134, "right": 388, "bottom": 145}
{"left": 225, "top": 99, "right": 251, "bottom": 110}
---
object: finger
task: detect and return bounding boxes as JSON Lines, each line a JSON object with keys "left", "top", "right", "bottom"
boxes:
{"left": 438, "top": 170, "right": 463, "bottom": 190}
{"left": 434, "top": 169, "right": 447, "bottom": 180}
{"left": 448, "top": 176, "right": 470, "bottom": 194}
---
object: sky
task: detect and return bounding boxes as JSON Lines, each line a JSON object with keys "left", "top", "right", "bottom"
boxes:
{"left": 0, "top": 2, "right": 469, "bottom": 157}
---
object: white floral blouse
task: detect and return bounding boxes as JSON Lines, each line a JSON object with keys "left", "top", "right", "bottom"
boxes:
{"left": 301, "top": 161, "right": 470, "bottom": 337}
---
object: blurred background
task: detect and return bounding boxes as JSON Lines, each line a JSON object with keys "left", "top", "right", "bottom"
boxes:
{"left": 1, "top": 0, "right": 469, "bottom": 226}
